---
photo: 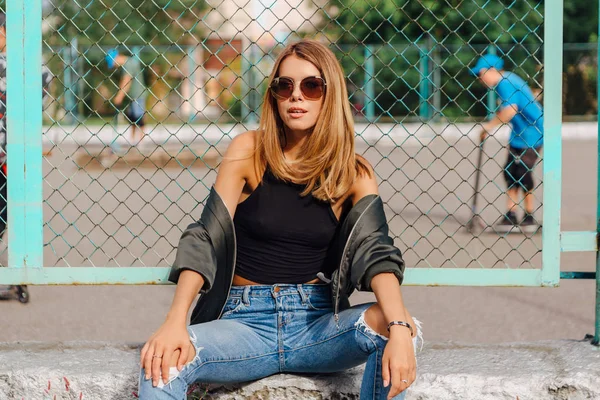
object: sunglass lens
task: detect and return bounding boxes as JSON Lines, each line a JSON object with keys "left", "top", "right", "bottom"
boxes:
{"left": 272, "top": 78, "right": 293, "bottom": 99}
{"left": 301, "top": 77, "right": 325, "bottom": 99}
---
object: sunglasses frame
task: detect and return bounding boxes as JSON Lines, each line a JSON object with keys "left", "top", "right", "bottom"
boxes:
{"left": 269, "top": 76, "right": 327, "bottom": 101}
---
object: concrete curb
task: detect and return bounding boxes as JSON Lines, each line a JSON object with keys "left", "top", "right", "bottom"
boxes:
{"left": 1, "top": 340, "right": 598, "bottom": 399}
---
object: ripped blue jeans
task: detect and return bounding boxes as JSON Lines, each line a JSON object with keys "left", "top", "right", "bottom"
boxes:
{"left": 138, "top": 284, "right": 420, "bottom": 400}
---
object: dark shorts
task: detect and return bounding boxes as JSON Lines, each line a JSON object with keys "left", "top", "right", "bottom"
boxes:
{"left": 125, "top": 98, "right": 146, "bottom": 127}
{"left": 503, "top": 146, "right": 542, "bottom": 192}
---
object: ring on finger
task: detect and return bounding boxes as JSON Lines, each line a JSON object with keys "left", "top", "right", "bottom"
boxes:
{"left": 401, "top": 379, "right": 409, "bottom": 384}
{"left": 152, "top": 355, "right": 162, "bottom": 359}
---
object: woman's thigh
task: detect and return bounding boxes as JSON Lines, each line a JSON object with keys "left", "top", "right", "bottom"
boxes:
{"left": 185, "top": 317, "right": 281, "bottom": 382}
{"left": 282, "top": 303, "right": 378, "bottom": 373}
{"left": 139, "top": 317, "right": 280, "bottom": 399}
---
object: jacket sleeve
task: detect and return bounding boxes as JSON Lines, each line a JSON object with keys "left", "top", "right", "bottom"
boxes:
{"left": 350, "top": 217, "right": 405, "bottom": 292}
{"left": 168, "top": 220, "right": 217, "bottom": 293}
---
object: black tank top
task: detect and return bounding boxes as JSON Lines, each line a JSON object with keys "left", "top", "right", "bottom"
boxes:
{"left": 233, "top": 169, "right": 339, "bottom": 284}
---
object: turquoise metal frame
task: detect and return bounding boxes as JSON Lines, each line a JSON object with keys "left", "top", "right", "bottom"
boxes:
{"left": 3, "top": 0, "right": 600, "bottom": 346}
{"left": 540, "top": 0, "right": 563, "bottom": 289}
{"left": 595, "top": 0, "right": 600, "bottom": 346}
{"left": 0, "top": 0, "right": 567, "bottom": 286}
{"left": 6, "top": 0, "right": 43, "bottom": 271}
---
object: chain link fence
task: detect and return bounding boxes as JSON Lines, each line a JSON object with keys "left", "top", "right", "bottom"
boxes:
{"left": 1, "top": 1, "right": 559, "bottom": 275}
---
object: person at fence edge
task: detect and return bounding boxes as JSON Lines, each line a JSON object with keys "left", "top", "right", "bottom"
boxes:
{"left": 105, "top": 48, "right": 147, "bottom": 144}
{"left": 138, "top": 40, "right": 421, "bottom": 400}
{"left": 0, "top": 12, "right": 52, "bottom": 301}
{"left": 472, "top": 53, "right": 544, "bottom": 234}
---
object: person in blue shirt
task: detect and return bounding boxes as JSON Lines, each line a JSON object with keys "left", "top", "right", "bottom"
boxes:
{"left": 471, "top": 54, "right": 543, "bottom": 233}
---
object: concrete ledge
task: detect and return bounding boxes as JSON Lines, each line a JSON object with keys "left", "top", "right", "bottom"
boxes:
{"left": 1, "top": 340, "right": 599, "bottom": 399}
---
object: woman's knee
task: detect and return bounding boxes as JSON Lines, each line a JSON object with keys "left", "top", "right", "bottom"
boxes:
{"left": 138, "top": 367, "right": 188, "bottom": 400}
{"left": 362, "top": 304, "right": 419, "bottom": 341}
{"left": 169, "top": 340, "right": 196, "bottom": 368}
{"left": 363, "top": 303, "right": 390, "bottom": 338}
{"left": 138, "top": 341, "right": 197, "bottom": 399}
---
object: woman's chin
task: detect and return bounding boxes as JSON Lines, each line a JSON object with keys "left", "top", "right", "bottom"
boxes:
{"left": 284, "top": 120, "right": 315, "bottom": 133}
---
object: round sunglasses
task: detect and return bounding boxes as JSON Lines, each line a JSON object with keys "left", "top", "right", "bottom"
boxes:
{"left": 269, "top": 76, "right": 327, "bottom": 100}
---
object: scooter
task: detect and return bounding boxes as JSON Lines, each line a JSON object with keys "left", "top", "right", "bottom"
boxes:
{"left": 0, "top": 284, "right": 29, "bottom": 303}
{"left": 0, "top": 214, "right": 30, "bottom": 303}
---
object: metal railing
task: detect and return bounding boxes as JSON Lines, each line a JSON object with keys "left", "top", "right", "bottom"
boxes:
{"left": 2, "top": 0, "right": 599, "bottom": 343}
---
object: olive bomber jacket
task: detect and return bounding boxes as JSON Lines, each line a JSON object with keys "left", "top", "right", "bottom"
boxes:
{"left": 169, "top": 187, "right": 405, "bottom": 325}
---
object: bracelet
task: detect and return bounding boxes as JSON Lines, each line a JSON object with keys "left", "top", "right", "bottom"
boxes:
{"left": 387, "top": 320, "right": 414, "bottom": 337}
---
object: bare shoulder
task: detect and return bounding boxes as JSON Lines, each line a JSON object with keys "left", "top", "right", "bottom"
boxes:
{"left": 225, "top": 130, "right": 256, "bottom": 158}
{"left": 220, "top": 131, "right": 257, "bottom": 174}
{"left": 216, "top": 131, "right": 256, "bottom": 185}
{"left": 214, "top": 131, "right": 258, "bottom": 214}
{"left": 350, "top": 155, "right": 379, "bottom": 204}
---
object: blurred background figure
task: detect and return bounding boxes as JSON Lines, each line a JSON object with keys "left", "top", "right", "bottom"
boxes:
{"left": 472, "top": 53, "right": 544, "bottom": 234}
{"left": 105, "top": 48, "right": 148, "bottom": 146}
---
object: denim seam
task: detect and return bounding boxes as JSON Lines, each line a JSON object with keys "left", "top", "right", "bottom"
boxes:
{"left": 185, "top": 351, "right": 280, "bottom": 379}
{"left": 283, "top": 327, "right": 355, "bottom": 353}
{"left": 305, "top": 298, "right": 332, "bottom": 311}
{"left": 373, "top": 345, "right": 380, "bottom": 400}
{"left": 356, "top": 329, "right": 381, "bottom": 400}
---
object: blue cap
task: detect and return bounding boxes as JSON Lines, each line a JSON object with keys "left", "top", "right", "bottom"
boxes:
{"left": 105, "top": 48, "right": 119, "bottom": 69}
{"left": 471, "top": 54, "right": 504, "bottom": 76}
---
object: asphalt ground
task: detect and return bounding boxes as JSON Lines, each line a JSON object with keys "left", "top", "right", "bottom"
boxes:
{"left": 0, "top": 124, "right": 596, "bottom": 344}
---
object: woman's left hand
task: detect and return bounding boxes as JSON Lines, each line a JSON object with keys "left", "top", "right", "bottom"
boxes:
{"left": 382, "top": 328, "right": 416, "bottom": 400}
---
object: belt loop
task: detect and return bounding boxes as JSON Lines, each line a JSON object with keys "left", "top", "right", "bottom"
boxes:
{"left": 297, "top": 284, "right": 308, "bottom": 304}
{"left": 242, "top": 286, "right": 251, "bottom": 306}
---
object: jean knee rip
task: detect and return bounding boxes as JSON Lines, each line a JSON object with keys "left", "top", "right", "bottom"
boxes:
{"left": 155, "top": 329, "right": 204, "bottom": 390}
{"left": 187, "top": 328, "right": 204, "bottom": 363}
{"left": 355, "top": 311, "right": 389, "bottom": 342}
{"left": 354, "top": 311, "right": 424, "bottom": 354}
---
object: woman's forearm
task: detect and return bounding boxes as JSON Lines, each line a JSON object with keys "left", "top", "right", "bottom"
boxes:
{"left": 370, "top": 272, "right": 412, "bottom": 337}
{"left": 165, "top": 270, "right": 205, "bottom": 324}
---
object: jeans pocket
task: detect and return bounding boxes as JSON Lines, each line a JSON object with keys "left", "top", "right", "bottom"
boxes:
{"left": 221, "top": 296, "right": 244, "bottom": 318}
{"left": 306, "top": 296, "right": 333, "bottom": 311}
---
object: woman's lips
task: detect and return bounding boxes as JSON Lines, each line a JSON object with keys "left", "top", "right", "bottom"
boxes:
{"left": 288, "top": 108, "right": 307, "bottom": 119}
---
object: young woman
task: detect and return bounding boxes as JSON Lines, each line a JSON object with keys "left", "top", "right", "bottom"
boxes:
{"left": 139, "top": 39, "right": 420, "bottom": 400}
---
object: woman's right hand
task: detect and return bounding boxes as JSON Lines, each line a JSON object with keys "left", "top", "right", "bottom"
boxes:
{"left": 140, "top": 319, "right": 193, "bottom": 387}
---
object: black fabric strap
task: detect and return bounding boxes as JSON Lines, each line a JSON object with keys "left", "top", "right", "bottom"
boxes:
{"left": 387, "top": 320, "right": 414, "bottom": 337}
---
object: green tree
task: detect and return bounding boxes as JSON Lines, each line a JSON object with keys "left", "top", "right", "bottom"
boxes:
{"left": 42, "top": 1, "right": 209, "bottom": 120}
{"left": 47, "top": 0, "right": 207, "bottom": 46}
{"left": 564, "top": 0, "right": 599, "bottom": 43}
{"left": 324, "top": 0, "right": 543, "bottom": 46}
{"left": 321, "top": 0, "right": 544, "bottom": 120}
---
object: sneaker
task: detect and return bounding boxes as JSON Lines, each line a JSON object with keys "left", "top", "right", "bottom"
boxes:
{"left": 519, "top": 213, "right": 540, "bottom": 234}
{"left": 495, "top": 211, "right": 518, "bottom": 233}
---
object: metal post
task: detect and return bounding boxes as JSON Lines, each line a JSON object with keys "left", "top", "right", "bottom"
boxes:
{"left": 364, "top": 45, "right": 375, "bottom": 122}
{"left": 594, "top": 0, "right": 600, "bottom": 346}
{"left": 432, "top": 44, "right": 441, "bottom": 122}
{"left": 486, "top": 45, "right": 497, "bottom": 118}
{"left": 240, "top": 0, "right": 260, "bottom": 126}
{"left": 70, "top": 38, "right": 79, "bottom": 122}
{"left": 419, "top": 46, "right": 430, "bottom": 121}
{"left": 187, "top": 45, "right": 196, "bottom": 123}
{"left": 6, "top": 0, "right": 43, "bottom": 269}
{"left": 240, "top": 38, "right": 256, "bottom": 125}
{"left": 63, "top": 45, "right": 75, "bottom": 124}
{"left": 249, "top": 43, "right": 259, "bottom": 124}
{"left": 540, "top": 0, "right": 563, "bottom": 287}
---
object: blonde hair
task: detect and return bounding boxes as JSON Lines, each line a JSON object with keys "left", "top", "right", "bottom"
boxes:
{"left": 255, "top": 39, "right": 369, "bottom": 203}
